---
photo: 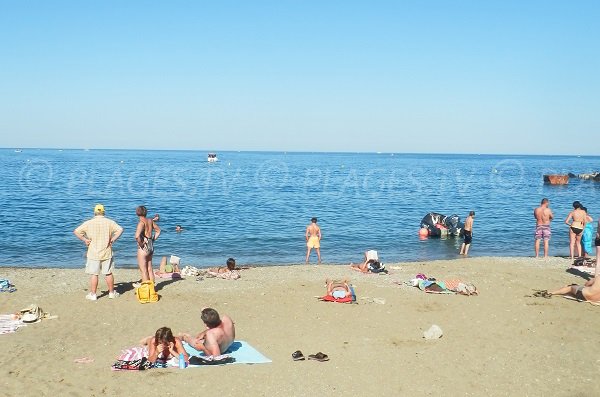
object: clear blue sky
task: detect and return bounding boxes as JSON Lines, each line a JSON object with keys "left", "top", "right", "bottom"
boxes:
{"left": 1, "top": 0, "right": 598, "bottom": 154}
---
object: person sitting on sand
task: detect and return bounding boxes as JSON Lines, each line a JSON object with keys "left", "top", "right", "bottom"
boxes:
{"left": 549, "top": 276, "right": 600, "bottom": 302}
{"left": 350, "top": 250, "right": 386, "bottom": 273}
{"left": 326, "top": 278, "right": 352, "bottom": 299}
{"left": 141, "top": 326, "right": 189, "bottom": 365}
{"left": 159, "top": 256, "right": 181, "bottom": 273}
{"left": 179, "top": 308, "right": 235, "bottom": 356}
{"left": 205, "top": 258, "right": 241, "bottom": 279}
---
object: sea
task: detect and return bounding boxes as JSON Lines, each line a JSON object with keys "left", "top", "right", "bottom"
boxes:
{"left": 1, "top": 149, "right": 599, "bottom": 269}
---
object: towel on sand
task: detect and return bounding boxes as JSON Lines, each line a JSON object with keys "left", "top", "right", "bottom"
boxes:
{"left": 184, "top": 341, "right": 271, "bottom": 366}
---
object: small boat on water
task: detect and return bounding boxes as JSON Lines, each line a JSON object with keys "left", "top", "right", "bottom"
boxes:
{"left": 14, "top": 149, "right": 22, "bottom": 153}
{"left": 207, "top": 153, "right": 218, "bottom": 162}
{"left": 543, "top": 174, "right": 569, "bottom": 185}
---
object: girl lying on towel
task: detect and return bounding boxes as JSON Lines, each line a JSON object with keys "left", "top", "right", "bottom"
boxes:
{"left": 112, "top": 327, "right": 189, "bottom": 370}
{"left": 142, "top": 326, "right": 189, "bottom": 366}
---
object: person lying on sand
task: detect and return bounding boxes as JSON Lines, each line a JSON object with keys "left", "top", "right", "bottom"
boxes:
{"left": 204, "top": 258, "right": 241, "bottom": 279}
{"left": 326, "top": 278, "right": 352, "bottom": 299}
{"left": 350, "top": 250, "right": 386, "bottom": 273}
{"left": 141, "top": 326, "right": 189, "bottom": 365}
{"left": 549, "top": 276, "right": 600, "bottom": 302}
{"left": 178, "top": 308, "right": 235, "bottom": 356}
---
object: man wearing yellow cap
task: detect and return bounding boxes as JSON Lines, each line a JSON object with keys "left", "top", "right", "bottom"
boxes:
{"left": 74, "top": 204, "right": 124, "bottom": 300}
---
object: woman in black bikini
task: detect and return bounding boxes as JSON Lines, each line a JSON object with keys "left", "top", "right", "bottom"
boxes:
{"left": 565, "top": 201, "right": 586, "bottom": 260}
{"left": 135, "top": 205, "right": 161, "bottom": 283}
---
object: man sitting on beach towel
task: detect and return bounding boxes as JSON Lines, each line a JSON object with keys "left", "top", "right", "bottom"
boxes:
{"left": 550, "top": 275, "right": 600, "bottom": 302}
{"left": 178, "top": 308, "right": 235, "bottom": 356}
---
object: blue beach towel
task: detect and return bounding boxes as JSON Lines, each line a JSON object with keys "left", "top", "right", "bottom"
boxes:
{"left": 0, "top": 279, "right": 16, "bottom": 293}
{"left": 183, "top": 341, "right": 271, "bottom": 366}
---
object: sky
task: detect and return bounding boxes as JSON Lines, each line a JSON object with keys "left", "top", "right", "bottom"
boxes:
{"left": 0, "top": 0, "right": 598, "bottom": 154}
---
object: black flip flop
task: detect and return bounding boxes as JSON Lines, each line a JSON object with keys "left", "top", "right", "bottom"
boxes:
{"left": 292, "top": 350, "right": 305, "bottom": 361}
{"left": 308, "top": 352, "right": 329, "bottom": 362}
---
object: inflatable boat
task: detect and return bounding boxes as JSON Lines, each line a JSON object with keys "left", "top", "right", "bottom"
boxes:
{"left": 420, "top": 212, "right": 463, "bottom": 238}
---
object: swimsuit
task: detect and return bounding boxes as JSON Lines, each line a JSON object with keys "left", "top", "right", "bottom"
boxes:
{"left": 570, "top": 227, "right": 583, "bottom": 236}
{"left": 307, "top": 235, "right": 320, "bottom": 249}
{"left": 332, "top": 290, "right": 346, "bottom": 299}
{"left": 534, "top": 225, "right": 552, "bottom": 240}
{"left": 140, "top": 235, "right": 154, "bottom": 255}
{"left": 596, "top": 237, "right": 600, "bottom": 247}
{"left": 574, "top": 285, "right": 586, "bottom": 301}
{"left": 463, "top": 230, "right": 472, "bottom": 244}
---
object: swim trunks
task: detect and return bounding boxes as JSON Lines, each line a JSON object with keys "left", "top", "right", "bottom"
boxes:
{"left": 571, "top": 227, "right": 583, "bottom": 236}
{"left": 596, "top": 238, "right": 600, "bottom": 247}
{"left": 534, "top": 225, "right": 552, "bottom": 240}
{"left": 307, "top": 235, "right": 320, "bottom": 249}
{"left": 463, "top": 230, "right": 472, "bottom": 244}
{"left": 574, "top": 285, "right": 586, "bottom": 301}
{"left": 332, "top": 290, "right": 346, "bottom": 299}
{"left": 164, "top": 263, "right": 173, "bottom": 273}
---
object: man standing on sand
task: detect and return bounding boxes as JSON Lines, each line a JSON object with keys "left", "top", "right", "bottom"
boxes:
{"left": 305, "top": 217, "right": 322, "bottom": 263}
{"left": 74, "top": 204, "right": 124, "bottom": 301}
{"left": 179, "top": 308, "right": 235, "bottom": 356}
{"left": 459, "top": 211, "right": 475, "bottom": 256}
{"left": 534, "top": 198, "right": 554, "bottom": 258}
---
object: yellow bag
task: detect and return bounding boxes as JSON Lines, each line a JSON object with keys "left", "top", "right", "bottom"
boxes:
{"left": 135, "top": 281, "right": 158, "bottom": 303}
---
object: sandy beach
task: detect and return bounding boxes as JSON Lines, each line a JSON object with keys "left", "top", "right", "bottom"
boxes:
{"left": 0, "top": 257, "right": 598, "bottom": 397}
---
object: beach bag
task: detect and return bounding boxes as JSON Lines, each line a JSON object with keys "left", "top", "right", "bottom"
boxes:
{"left": 135, "top": 281, "right": 158, "bottom": 303}
{"left": 368, "top": 261, "right": 386, "bottom": 273}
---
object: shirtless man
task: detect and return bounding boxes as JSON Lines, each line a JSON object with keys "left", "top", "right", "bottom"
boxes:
{"left": 565, "top": 201, "right": 587, "bottom": 260}
{"left": 305, "top": 217, "right": 322, "bottom": 264}
{"left": 550, "top": 276, "right": 600, "bottom": 302}
{"left": 534, "top": 198, "right": 554, "bottom": 258}
{"left": 459, "top": 211, "right": 475, "bottom": 256}
{"left": 135, "top": 205, "right": 161, "bottom": 283}
{"left": 179, "top": 308, "right": 235, "bottom": 356}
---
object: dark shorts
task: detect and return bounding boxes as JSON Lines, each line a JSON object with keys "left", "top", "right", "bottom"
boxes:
{"left": 534, "top": 225, "right": 551, "bottom": 240}
{"left": 571, "top": 227, "right": 583, "bottom": 236}
{"left": 463, "top": 230, "right": 472, "bottom": 244}
{"left": 595, "top": 237, "right": 600, "bottom": 247}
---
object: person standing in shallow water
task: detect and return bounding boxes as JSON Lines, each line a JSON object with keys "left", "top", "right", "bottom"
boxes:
{"left": 135, "top": 205, "right": 161, "bottom": 283}
{"left": 534, "top": 198, "right": 554, "bottom": 258}
{"left": 305, "top": 217, "right": 322, "bottom": 264}
{"left": 459, "top": 211, "right": 475, "bottom": 256}
{"left": 565, "top": 201, "right": 586, "bottom": 260}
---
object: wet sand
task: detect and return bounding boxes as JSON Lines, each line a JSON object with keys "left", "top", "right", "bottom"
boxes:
{"left": 0, "top": 257, "right": 597, "bottom": 397}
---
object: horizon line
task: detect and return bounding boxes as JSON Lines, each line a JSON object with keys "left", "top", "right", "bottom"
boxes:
{"left": 3, "top": 147, "right": 598, "bottom": 157}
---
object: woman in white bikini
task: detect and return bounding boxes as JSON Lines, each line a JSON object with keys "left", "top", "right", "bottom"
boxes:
{"left": 135, "top": 205, "right": 161, "bottom": 283}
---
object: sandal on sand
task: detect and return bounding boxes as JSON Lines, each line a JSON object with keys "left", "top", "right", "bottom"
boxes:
{"left": 308, "top": 352, "right": 329, "bottom": 362}
{"left": 531, "top": 290, "right": 552, "bottom": 299}
{"left": 292, "top": 350, "right": 305, "bottom": 361}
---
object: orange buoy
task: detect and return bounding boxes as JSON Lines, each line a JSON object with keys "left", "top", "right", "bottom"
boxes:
{"left": 419, "top": 228, "right": 429, "bottom": 237}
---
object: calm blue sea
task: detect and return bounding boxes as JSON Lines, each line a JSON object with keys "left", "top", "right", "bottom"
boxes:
{"left": 1, "top": 149, "right": 599, "bottom": 268}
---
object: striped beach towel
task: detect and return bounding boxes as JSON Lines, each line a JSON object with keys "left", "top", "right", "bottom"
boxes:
{"left": 0, "top": 314, "right": 26, "bottom": 335}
